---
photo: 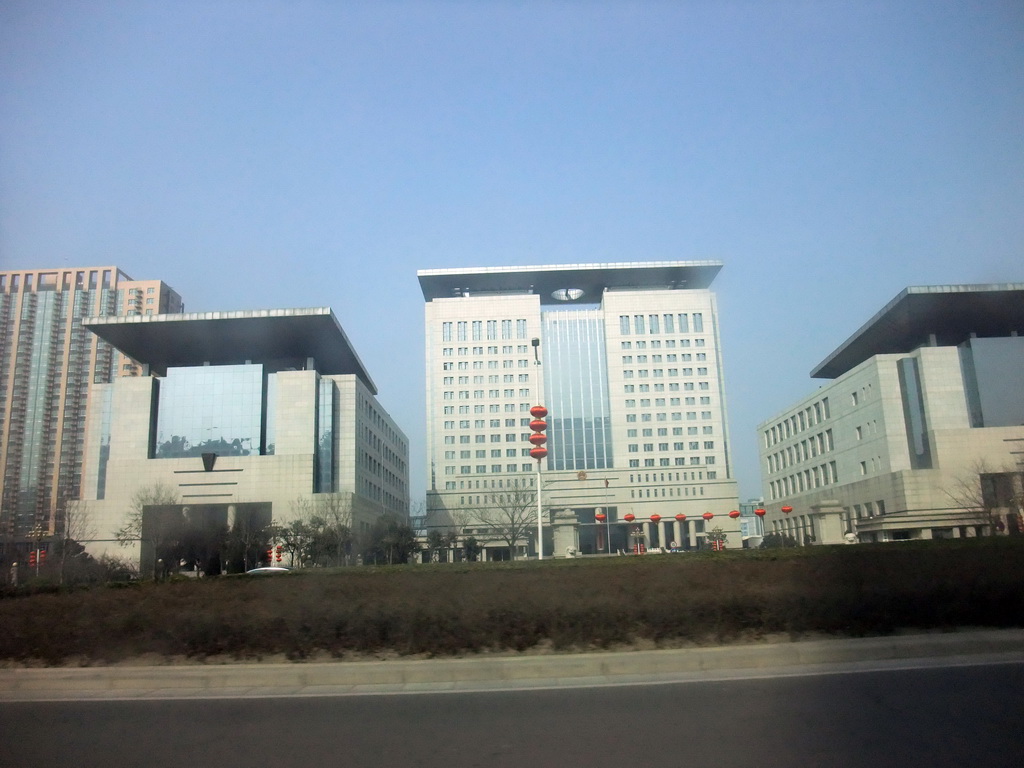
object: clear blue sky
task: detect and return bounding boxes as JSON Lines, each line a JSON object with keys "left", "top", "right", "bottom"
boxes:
{"left": 2, "top": 1, "right": 1022, "bottom": 501}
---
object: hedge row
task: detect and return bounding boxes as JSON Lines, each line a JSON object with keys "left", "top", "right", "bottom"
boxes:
{"left": 2, "top": 538, "right": 1022, "bottom": 665}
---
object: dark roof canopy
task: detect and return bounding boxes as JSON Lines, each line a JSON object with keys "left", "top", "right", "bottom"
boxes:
{"left": 84, "top": 308, "right": 376, "bottom": 393}
{"left": 811, "top": 284, "right": 1024, "bottom": 379}
{"left": 418, "top": 261, "right": 722, "bottom": 304}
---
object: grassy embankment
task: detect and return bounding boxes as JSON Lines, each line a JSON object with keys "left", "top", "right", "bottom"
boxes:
{"left": 2, "top": 538, "right": 1022, "bottom": 666}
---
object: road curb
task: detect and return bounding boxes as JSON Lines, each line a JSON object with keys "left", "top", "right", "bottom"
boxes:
{"left": 2, "top": 629, "right": 1022, "bottom": 700}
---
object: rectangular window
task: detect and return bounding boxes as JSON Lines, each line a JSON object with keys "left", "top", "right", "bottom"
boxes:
{"left": 692, "top": 313, "right": 703, "bottom": 332}
{"left": 501, "top": 320, "right": 512, "bottom": 339}
{"left": 663, "top": 314, "right": 675, "bottom": 333}
{"left": 677, "top": 313, "right": 689, "bottom": 333}
{"left": 442, "top": 322, "right": 452, "bottom": 341}
{"left": 648, "top": 314, "right": 660, "bottom": 334}
{"left": 634, "top": 315, "right": 645, "bottom": 334}
{"left": 516, "top": 319, "right": 527, "bottom": 338}
{"left": 472, "top": 321, "right": 482, "bottom": 340}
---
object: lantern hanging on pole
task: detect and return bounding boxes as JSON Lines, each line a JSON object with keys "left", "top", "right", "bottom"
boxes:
{"left": 729, "top": 509, "right": 740, "bottom": 519}
{"left": 675, "top": 513, "right": 686, "bottom": 522}
{"left": 650, "top": 514, "right": 661, "bottom": 523}
{"left": 755, "top": 508, "right": 766, "bottom": 517}
{"left": 595, "top": 512, "right": 607, "bottom": 522}
{"left": 529, "top": 406, "right": 548, "bottom": 460}
{"left": 624, "top": 513, "right": 635, "bottom": 522}
{"left": 702, "top": 512, "right": 713, "bottom": 521}
{"left": 781, "top": 505, "right": 793, "bottom": 515}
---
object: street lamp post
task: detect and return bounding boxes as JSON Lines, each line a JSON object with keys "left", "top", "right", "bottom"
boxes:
{"left": 529, "top": 405, "right": 548, "bottom": 560}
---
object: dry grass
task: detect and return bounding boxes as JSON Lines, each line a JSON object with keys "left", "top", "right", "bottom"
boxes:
{"left": 2, "top": 538, "right": 1022, "bottom": 666}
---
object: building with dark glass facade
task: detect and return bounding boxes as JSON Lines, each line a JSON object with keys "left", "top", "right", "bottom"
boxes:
{"left": 0, "top": 266, "right": 182, "bottom": 543}
{"left": 78, "top": 308, "right": 409, "bottom": 569}
{"left": 418, "top": 262, "right": 742, "bottom": 558}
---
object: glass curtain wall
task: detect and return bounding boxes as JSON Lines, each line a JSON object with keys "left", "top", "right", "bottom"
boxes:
{"left": 155, "top": 364, "right": 265, "bottom": 458}
{"left": 541, "top": 310, "right": 613, "bottom": 470}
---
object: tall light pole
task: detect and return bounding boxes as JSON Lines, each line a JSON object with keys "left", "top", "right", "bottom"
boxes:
{"left": 529, "top": 338, "right": 547, "bottom": 560}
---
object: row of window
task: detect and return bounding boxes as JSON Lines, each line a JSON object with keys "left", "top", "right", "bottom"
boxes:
{"left": 621, "top": 339, "right": 697, "bottom": 350}
{"left": 768, "top": 461, "right": 838, "bottom": 499}
{"left": 623, "top": 350, "right": 706, "bottom": 363}
{"left": 442, "top": 418, "right": 530, "bottom": 429}
{"left": 626, "top": 458, "right": 718, "bottom": 474}
{"left": 446, "top": 464, "right": 536, "bottom": 476}
{"left": 441, "top": 348, "right": 532, "bottom": 360}
{"left": 446, "top": 449, "right": 532, "bottom": 459}
{"left": 623, "top": 367, "right": 709, "bottom": 379}
{"left": 625, "top": 409, "right": 714, "bottom": 421}
{"left": 764, "top": 397, "right": 831, "bottom": 447}
{"left": 626, "top": 394, "right": 712, "bottom": 406}
{"left": 624, "top": 382, "right": 709, "bottom": 393}
{"left": 443, "top": 408, "right": 531, "bottom": 428}
{"left": 630, "top": 486, "right": 706, "bottom": 499}
{"left": 443, "top": 374, "right": 531, "bottom": 384}
{"left": 442, "top": 389, "right": 532, "bottom": 400}
{"left": 631, "top": 426, "right": 714, "bottom": 437}
{"left": 619, "top": 313, "right": 704, "bottom": 335}
{"left": 441, "top": 319, "right": 529, "bottom": 342}
{"left": 766, "top": 429, "right": 834, "bottom": 474}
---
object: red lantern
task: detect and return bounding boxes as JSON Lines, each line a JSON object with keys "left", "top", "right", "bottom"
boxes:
{"left": 29, "top": 551, "right": 36, "bottom": 567}
{"left": 624, "top": 513, "right": 635, "bottom": 522}
{"left": 729, "top": 509, "right": 740, "bottom": 519}
{"left": 781, "top": 505, "right": 793, "bottom": 514}
{"left": 702, "top": 512, "right": 713, "bottom": 521}
{"left": 755, "top": 508, "right": 766, "bottom": 517}
{"left": 595, "top": 513, "right": 607, "bottom": 522}
{"left": 675, "top": 513, "right": 686, "bottom": 521}
{"left": 650, "top": 514, "right": 661, "bottom": 523}
{"left": 529, "top": 405, "right": 548, "bottom": 461}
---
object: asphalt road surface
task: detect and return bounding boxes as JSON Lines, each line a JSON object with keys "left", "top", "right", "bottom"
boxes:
{"left": 2, "top": 661, "right": 1022, "bottom": 768}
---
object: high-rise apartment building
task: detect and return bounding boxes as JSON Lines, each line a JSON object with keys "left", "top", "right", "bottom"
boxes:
{"left": 418, "top": 262, "right": 742, "bottom": 556}
{"left": 0, "top": 266, "right": 183, "bottom": 538}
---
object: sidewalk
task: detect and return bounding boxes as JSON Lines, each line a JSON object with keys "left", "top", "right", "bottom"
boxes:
{"left": 2, "top": 629, "right": 1022, "bottom": 701}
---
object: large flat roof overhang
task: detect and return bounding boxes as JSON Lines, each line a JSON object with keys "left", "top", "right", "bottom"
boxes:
{"left": 84, "top": 307, "right": 376, "bottom": 393}
{"left": 417, "top": 261, "right": 723, "bottom": 305}
{"left": 811, "top": 284, "right": 1024, "bottom": 379}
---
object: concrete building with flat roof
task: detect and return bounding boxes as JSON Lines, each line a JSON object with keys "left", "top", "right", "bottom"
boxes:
{"left": 0, "top": 266, "right": 182, "bottom": 543}
{"left": 758, "top": 284, "right": 1024, "bottom": 544}
{"left": 78, "top": 308, "right": 409, "bottom": 572}
{"left": 418, "top": 261, "right": 741, "bottom": 558}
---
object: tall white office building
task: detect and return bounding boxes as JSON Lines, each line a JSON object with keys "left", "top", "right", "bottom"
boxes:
{"left": 418, "top": 262, "right": 741, "bottom": 557}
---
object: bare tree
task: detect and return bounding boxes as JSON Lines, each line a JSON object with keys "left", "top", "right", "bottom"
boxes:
{"left": 115, "top": 484, "right": 180, "bottom": 545}
{"left": 468, "top": 476, "right": 537, "bottom": 560}
{"left": 286, "top": 494, "right": 355, "bottom": 567}
{"left": 316, "top": 493, "right": 354, "bottom": 566}
{"left": 944, "top": 460, "right": 1024, "bottom": 535}
{"left": 114, "top": 484, "right": 181, "bottom": 578}
{"left": 59, "top": 498, "right": 97, "bottom": 585}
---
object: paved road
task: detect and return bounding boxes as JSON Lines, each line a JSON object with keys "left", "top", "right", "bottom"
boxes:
{"left": 3, "top": 660, "right": 1022, "bottom": 768}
